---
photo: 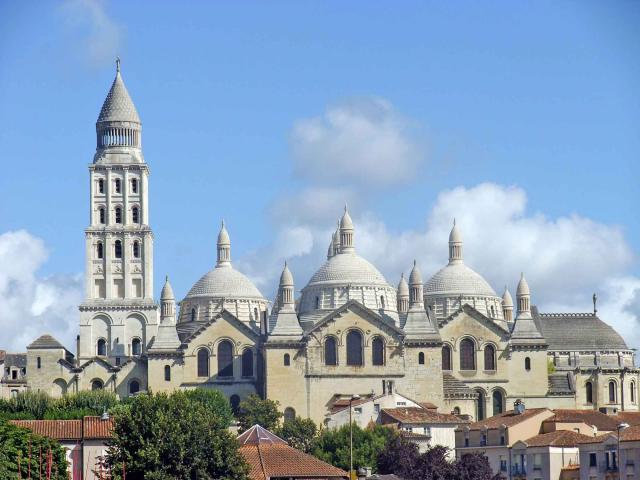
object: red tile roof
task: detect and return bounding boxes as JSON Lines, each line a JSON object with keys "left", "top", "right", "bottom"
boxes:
{"left": 621, "top": 424, "right": 640, "bottom": 442}
{"left": 613, "top": 412, "right": 640, "bottom": 427}
{"left": 462, "top": 408, "right": 551, "bottom": 431}
{"left": 546, "top": 409, "right": 621, "bottom": 431}
{"left": 238, "top": 426, "right": 347, "bottom": 480}
{"left": 83, "top": 416, "right": 114, "bottom": 439}
{"left": 521, "top": 430, "right": 593, "bottom": 447}
{"left": 11, "top": 420, "right": 82, "bottom": 441}
{"left": 381, "top": 407, "right": 466, "bottom": 425}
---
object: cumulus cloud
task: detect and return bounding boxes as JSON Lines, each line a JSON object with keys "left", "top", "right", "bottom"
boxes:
{"left": 60, "top": 0, "right": 123, "bottom": 67}
{"left": 290, "top": 98, "right": 427, "bottom": 187}
{"left": 0, "top": 231, "right": 83, "bottom": 352}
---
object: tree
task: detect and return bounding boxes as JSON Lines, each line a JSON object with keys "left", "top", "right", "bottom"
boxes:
{"left": 276, "top": 416, "right": 318, "bottom": 452}
{"left": 376, "top": 436, "right": 419, "bottom": 477}
{"left": 313, "top": 423, "right": 397, "bottom": 472}
{"left": 105, "top": 391, "right": 249, "bottom": 480}
{"left": 413, "top": 445, "right": 456, "bottom": 480}
{"left": 455, "top": 452, "right": 494, "bottom": 480}
{"left": 236, "top": 394, "right": 282, "bottom": 432}
{"left": 0, "top": 420, "right": 68, "bottom": 480}
{"left": 183, "top": 388, "right": 234, "bottom": 428}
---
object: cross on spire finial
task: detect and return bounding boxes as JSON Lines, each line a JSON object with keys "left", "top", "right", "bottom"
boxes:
{"left": 116, "top": 57, "right": 121, "bottom": 72}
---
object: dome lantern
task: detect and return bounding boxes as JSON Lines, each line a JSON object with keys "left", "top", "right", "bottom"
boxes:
{"left": 339, "top": 206, "right": 354, "bottom": 254}
{"left": 448, "top": 219, "right": 463, "bottom": 265}
{"left": 217, "top": 220, "right": 231, "bottom": 267}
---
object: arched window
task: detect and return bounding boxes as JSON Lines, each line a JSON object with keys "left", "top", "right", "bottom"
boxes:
{"left": 525, "top": 357, "right": 531, "bottom": 371}
{"left": 99, "top": 207, "right": 105, "bottom": 224}
{"left": 476, "top": 390, "right": 485, "bottom": 421}
{"left": 315, "top": 296, "right": 320, "bottom": 309}
{"left": 586, "top": 382, "right": 593, "bottom": 404}
{"left": 484, "top": 345, "right": 496, "bottom": 371}
{"left": 442, "top": 345, "right": 452, "bottom": 370}
{"left": 129, "top": 380, "right": 140, "bottom": 395}
{"left": 218, "top": 341, "right": 233, "bottom": 377}
{"left": 372, "top": 337, "right": 385, "bottom": 366}
{"left": 230, "top": 394, "right": 241, "bottom": 415}
{"left": 191, "top": 308, "right": 196, "bottom": 322}
{"left": 453, "top": 407, "right": 461, "bottom": 415}
{"left": 114, "top": 240, "right": 122, "bottom": 259}
{"left": 631, "top": 381, "right": 636, "bottom": 403}
{"left": 254, "top": 308, "right": 259, "bottom": 321}
{"left": 114, "top": 179, "right": 121, "bottom": 193}
{"left": 346, "top": 330, "right": 363, "bottom": 366}
{"left": 418, "top": 352, "right": 425, "bottom": 365}
{"left": 96, "top": 242, "right": 103, "bottom": 259}
{"left": 131, "top": 338, "right": 142, "bottom": 356}
{"left": 325, "top": 337, "right": 337, "bottom": 366}
{"left": 96, "top": 338, "right": 107, "bottom": 356}
{"left": 91, "top": 379, "right": 103, "bottom": 391}
{"left": 284, "top": 407, "right": 296, "bottom": 423}
{"left": 197, "top": 348, "right": 209, "bottom": 377}
{"left": 164, "top": 365, "right": 171, "bottom": 381}
{"left": 492, "top": 390, "right": 504, "bottom": 416}
{"left": 132, "top": 207, "right": 139, "bottom": 223}
{"left": 380, "top": 296, "right": 385, "bottom": 309}
{"left": 115, "top": 207, "right": 122, "bottom": 224}
{"left": 284, "top": 353, "right": 290, "bottom": 366}
{"left": 460, "top": 339, "right": 476, "bottom": 370}
{"left": 609, "top": 381, "right": 617, "bottom": 403}
{"left": 242, "top": 349, "right": 253, "bottom": 377}
{"left": 98, "top": 178, "right": 104, "bottom": 194}
{"left": 133, "top": 241, "right": 140, "bottom": 258}
{"left": 131, "top": 178, "right": 138, "bottom": 193}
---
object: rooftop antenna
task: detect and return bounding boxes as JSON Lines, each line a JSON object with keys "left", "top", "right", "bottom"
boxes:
{"left": 593, "top": 293, "right": 598, "bottom": 316}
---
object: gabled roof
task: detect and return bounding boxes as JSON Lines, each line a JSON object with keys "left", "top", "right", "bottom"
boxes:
{"left": 518, "top": 430, "right": 593, "bottom": 448}
{"left": 238, "top": 425, "right": 348, "bottom": 480}
{"left": 180, "top": 310, "right": 260, "bottom": 346}
{"left": 381, "top": 407, "right": 467, "bottom": 425}
{"left": 439, "top": 304, "right": 509, "bottom": 336}
{"left": 462, "top": 408, "right": 552, "bottom": 431}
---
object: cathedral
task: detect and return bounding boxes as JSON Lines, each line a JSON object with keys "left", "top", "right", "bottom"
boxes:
{"left": 12, "top": 63, "right": 639, "bottom": 424}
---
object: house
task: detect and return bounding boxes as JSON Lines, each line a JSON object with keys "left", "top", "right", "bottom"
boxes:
{"left": 578, "top": 424, "right": 640, "bottom": 480}
{"left": 238, "top": 424, "right": 348, "bottom": 479}
{"left": 1, "top": 352, "right": 28, "bottom": 398}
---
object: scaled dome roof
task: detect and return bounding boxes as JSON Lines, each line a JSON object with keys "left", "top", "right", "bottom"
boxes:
{"left": 305, "top": 253, "right": 391, "bottom": 288}
{"left": 424, "top": 263, "right": 497, "bottom": 297}
{"left": 185, "top": 266, "right": 265, "bottom": 300}
{"left": 97, "top": 64, "right": 141, "bottom": 124}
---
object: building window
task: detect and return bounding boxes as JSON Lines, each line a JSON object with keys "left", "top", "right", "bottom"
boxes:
{"left": 325, "top": 337, "right": 337, "bottom": 366}
{"left": 475, "top": 390, "right": 485, "bottom": 421}
{"left": 217, "top": 341, "right": 233, "bottom": 378}
{"left": 197, "top": 348, "right": 209, "bottom": 377}
{"left": 96, "top": 338, "right": 107, "bottom": 356}
{"left": 284, "top": 353, "right": 290, "bottom": 366}
{"left": 284, "top": 407, "right": 296, "bottom": 423}
{"left": 586, "top": 382, "right": 593, "bottom": 404}
{"left": 453, "top": 407, "right": 461, "bottom": 415}
{"left": 589, "top": 453, "right": 597, "bottom": 467}
{"left": 164, "top": 365, "right": 171, "bottom": 381}
{"left": 99, "top": 207, "right": 105, "bottom": 224}
{"left": 460, "top": 338, "right": 476, "bottom": 370}
{"left": 131, "top": 338, "right": 142, "bottom": 356}
{"left": 98, "top": 178, "right": 104, "bottom": 193}
{"left": 115, "top": 179, "right": 121, "bottom": 193}
{"left": 132, "top": 206, "right": 139, "bottom": 223}
{"left": 315, "top": 296, "right": 320, "bottom": 309}
{"left": 96, "top": 242, "right": 103, "bottom": 259}
{"left": 492, "top": 390, "right": 504, "bottom": 416}
{"left": 131, "top": 178, "right": 138, "bottom": 193}
{"left": 242, "top": 349, "right": 253, "bottom": 377}
{"left": 609, "top": 380, "right": 617, "bottom": 403}
{"left": 418, "top": 352, "right": 425, "bottom": 365}
{"left": 490, "top": 305, "right": 495, "bottom": 317}
{"left": 115, "top": 207, "right": 122, "bottom": 224}
{"left": 484, "top": 345, "right": 496, "bottom": 371}
{"left": 37, "top": 357, "right": 41, "bottom": 369}
{"left": 380, "top": 296, "right": 385, "bottom": 309}
{"left": 253, "top": 307, "right": 259, "bottom": 322}
{"left": 346, "top": 330, "right": 363, "bottom": 366}
{"left": 129, "top": 380, "right": 140, "bottom": 395}
{"left": 525, "top": 357, "right": 531, "bottom": 371}
{"left": 230, "top": 395, "right": 241, "bottom": 415}
{"left": 191, "top": 308, "right": 196, "bottom": 322}
{"left": 631, "top": 381, "right": 636, "bottom": 403}
{"left": 114, "top": 240, "right": 122, "bottom": 259}
{"left": 133, "top": 241, "right": 140, "bottom": 258}
{"left": 372, "top": 337, "right": 385, "bottom": 366}
{"left": 91, "top": 379, "right": 103, "bottom": 391}
{"left": 442, "top": 345, "right": 452, "bottom": 370}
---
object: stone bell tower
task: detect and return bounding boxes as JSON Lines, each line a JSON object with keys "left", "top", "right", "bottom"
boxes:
{"left": 78, "top": 59, "right": 158, "bottom": 363}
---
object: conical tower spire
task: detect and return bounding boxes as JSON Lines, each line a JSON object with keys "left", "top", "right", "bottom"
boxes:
{"left": 448, "top": 219, "right": 463, "bottom": 264}
{"left": 268, "top": 262, "right": 303, "bottom": 338}
{"left": 339, "top": 205, "right": 354, "bottom": 254}
{"left": 502, "top": 286, "right": 514, "bottom": 323}
{"left": 402, "top": 260, "right": 440, "bottom": 341}
{"left": 216, "top": 220, "right": 231, "bottom": 267}
{"left": 397, "top": 273, "right": 409, "bottom": 314}
{"left": 149, "top": 275, "right": 181, "bottom": 351}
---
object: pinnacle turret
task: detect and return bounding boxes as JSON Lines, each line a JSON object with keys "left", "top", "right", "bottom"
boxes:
{"left": 216, "top": 220, "right": 231, "bottom": 267}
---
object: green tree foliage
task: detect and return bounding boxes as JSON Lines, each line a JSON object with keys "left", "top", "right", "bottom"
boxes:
{"left": 0, "top": 420, "right": 68, "bottom": 480}
{"left": 313, "top": 423, "right": 397, "bottom": 473}
{"left": 105, "top": 391, "right": 248, "bottom": 480}
{"left": 0, "top": 390, "right": 119, "bottom": 420}
{"left": 236, "top": 394, "right": 282, "bottom": 432}
{"left": 276, "top": 416, "right": 318, "bottom": 453}
{"left": 183, "top": 388, "right": 234, "bottom": 428}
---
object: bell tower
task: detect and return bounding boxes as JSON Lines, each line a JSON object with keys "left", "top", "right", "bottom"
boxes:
{"left": 79, "top": 60, "right": 158, "bottom": 364}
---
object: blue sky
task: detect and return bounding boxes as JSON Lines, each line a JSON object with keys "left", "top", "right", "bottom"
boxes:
{"left": 0, "top": 1, "right": 638, "bottom": 350}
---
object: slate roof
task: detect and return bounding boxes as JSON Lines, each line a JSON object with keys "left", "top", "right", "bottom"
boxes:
{"left": 547, "top": 373, "right": 574, "bottom": 395}
{"left": 3, "top": 353, "right": 27, "bottom": 368}
{"left": 238, "top": 425, "right": 348, "bottom": 480}
{"left": 97, "top": 68, "right": 140, "bottom": 123}
{"left": 27, "top": 334, "right": 66, "bottom": 350}
{"left": 521, "top": 430, "right": 593, "bottom": 447}
{"left": 442, "top": 374, "right": 474, "bottom": 397}
{"left": 533, "top": 308, "right": 627, "bottom": 351}
{"left": 381, "top": 407, "right": 466, "bottom": 425}
{"left": 462, "top": 408, "right": 552, "bottom": 431}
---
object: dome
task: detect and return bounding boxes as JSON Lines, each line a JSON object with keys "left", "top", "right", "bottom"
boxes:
{"left": 340, "top": 207, "right": 353, "bottom": 229}
{"left": 306, "top": 253, "right": 390, "bottom": 288}
{"left": 185, "top": 266, "right": 265, "bottom": 300}
{"left": 97, "top": 62, "right": 140, "bottom": 124}
{"left": 160, "top": 276, "right": 175, "bottom": 300}
{"left": 424, "top": 263, "right": 497, "bottom": 297}
{"left": 280, "top": 262, "right": 294, "bottom": 286}
{"left": 218, "top": 221, "right": 230, "bottom": 245}
{"left": 397, "top": 274, "right": 409, "bottom": 296}
{"left": 409, "top": 261, "right": 423, "bottom": 285}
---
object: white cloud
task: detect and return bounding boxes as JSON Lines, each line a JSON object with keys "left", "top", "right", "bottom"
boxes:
{"left": 60, "top": 0, "right": 123, "bottom": 67}
{"left": 0, "top": 231, "right": 82, "bottom": 352}
{"left": 290, "top": 98, "right": 427, "bottom": 187}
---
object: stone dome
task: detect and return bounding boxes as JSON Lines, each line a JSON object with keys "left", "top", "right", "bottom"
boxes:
{"left": 306, "top": 253, "right": 390, "bottom": 288}
{"left": 186, "top": 266, "right": 265, "bottom": 300}
{"left": 424, "top": 263, "right": 497, "bottom": 297}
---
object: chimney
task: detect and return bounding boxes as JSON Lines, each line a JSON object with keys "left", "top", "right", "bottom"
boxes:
{"left": 514, "top": 399, "right": 525, "bottom": 415}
